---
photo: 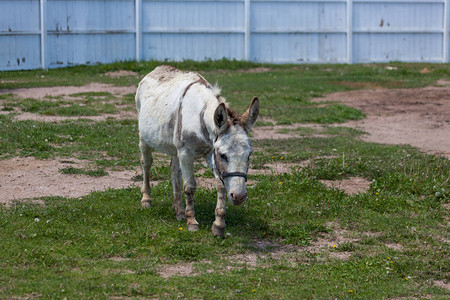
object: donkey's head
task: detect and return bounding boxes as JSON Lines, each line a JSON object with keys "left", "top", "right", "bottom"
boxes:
{"left": 213, "top": 97, "right": 260, "bottom": 206}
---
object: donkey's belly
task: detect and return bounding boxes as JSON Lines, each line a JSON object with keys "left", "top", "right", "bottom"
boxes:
{"left": 138, "top": 104, "right": 178, "bottom": 156}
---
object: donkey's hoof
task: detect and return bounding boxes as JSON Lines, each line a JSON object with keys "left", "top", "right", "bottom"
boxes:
{"left": 187, "top": 224, "right": 200, "bottom": 232}
{"left": 141, "top": 198, "right": 151, "bottom": 208}
{"left": 176, "top": 212, "right": 186, "bottom": 221}
{"left": 141, "top": 194, "right": 151, "bottom": 207}
{"left": 212, "top": 224, "right": 225, "bottom": 237}
{"left": 141, "top": 201, "right": 150, "bottom": 208}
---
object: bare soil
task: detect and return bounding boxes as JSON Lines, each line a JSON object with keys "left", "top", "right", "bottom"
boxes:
{"left": 312, "top": 83, "right": 450, "bottom": 157}
{"left": 13, "top": 110, "right": 136, "bottom": 122}
{"left": 0, "top": 157, "right": 139, "bottom": 204}
{"left": 251, "top": 123, "right": 324, "bottom": 140}
{"left": 1, "top": 81, "right": 449, "bottom": 202}
{"left": 103, "top": 70, "right": 139, "bottom": 78}
{"left": 0, "top": 83, "right": 136, "bottom": 100}
{"left": 320, "top": 177, "right": 372, "bottom": 195}
{"left": 157, "top": 222, "right": 363, "bottom": 278}
{"left": 433, "top": 280, "right": 450, "bottom": 291}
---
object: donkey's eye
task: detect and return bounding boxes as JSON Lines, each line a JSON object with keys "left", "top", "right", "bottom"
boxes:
{"left": 220, "top": 154, "right": 228, "bottom": 162}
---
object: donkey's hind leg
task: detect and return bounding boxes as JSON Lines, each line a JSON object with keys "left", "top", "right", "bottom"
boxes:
{"left": 170, "top": 156, "right": 185, "bottom": 220}
{"left": 139, "top": 138, "right": 153, "bottom": 207}
{"left": 178, "top": 149, "right": 200, "bottom": 232}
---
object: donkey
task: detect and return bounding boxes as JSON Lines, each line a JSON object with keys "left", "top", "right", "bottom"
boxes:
{"left": 135, "top": 65, "right": 260, "bottom": 236}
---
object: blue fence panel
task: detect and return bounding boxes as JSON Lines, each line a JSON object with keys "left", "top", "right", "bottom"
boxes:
{"left": 251, "top": 0, "right": 348, "bottom": 63}
{"left": 0, "top": 0, "right": 449, "bottom": 70}
{"left": 141, "top": 0, "right": 245, "bottom": 61}
{"left": 46, "top": 0, "right": 136, "bottom": 68}
{"left": 0, "top": 0, "right": 41, "bottom": 70}
{"left": 353, "top": 0, "right": 445, "bottom": 63}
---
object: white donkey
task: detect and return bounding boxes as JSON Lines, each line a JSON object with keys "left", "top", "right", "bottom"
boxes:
{"left": 135, "top": 65, "right": 260, "bottom": 236}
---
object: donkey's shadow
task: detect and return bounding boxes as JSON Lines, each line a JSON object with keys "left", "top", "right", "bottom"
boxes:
{"left": 181, "top": 186, "right": 268, "bottom": 236}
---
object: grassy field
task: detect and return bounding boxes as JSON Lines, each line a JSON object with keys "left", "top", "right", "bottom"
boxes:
{"left": 0, "top": 61, "right": 449, "bottom": 299}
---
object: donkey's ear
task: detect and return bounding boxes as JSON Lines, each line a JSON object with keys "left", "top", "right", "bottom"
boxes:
{"left": 241, "top": 97, "right": 260, "bottom": 130}
{"left": 214, "top": 102, "right": 229, "bottom": 134}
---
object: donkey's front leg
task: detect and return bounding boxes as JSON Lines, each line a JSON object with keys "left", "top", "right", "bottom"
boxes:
{"left": 170, "top": 156, "right": 185, "bottom": 221}
{"left": 212, "top": 180, "right": 227, "bottom": 237}
{"left": 178, "top": 149, "right": 200, "bottom": 232}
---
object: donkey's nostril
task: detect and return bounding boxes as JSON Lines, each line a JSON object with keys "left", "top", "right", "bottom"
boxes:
{"left": 231, "top": 192, "right": 247, "bottom": 203}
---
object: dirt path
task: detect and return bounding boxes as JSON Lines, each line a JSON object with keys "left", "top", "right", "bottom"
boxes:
{"left": 312, "top": 84, "right": 450, "bottom": 157}
{"left": 0, "top": 82, "right": 136, "bottom": 100}
{"left": 1, "top": 81, "right": 449, "bottom": 202}
{"left": 0, "top": 157, "right": 139, "bottom": 204}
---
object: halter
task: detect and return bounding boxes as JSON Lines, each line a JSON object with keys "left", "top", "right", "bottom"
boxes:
{"left": 213, "top": 149, "right": 248, "bottom": 184}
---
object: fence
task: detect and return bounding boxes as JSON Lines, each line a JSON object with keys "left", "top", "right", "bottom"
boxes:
{"left": 1, "top": 0, "right": 449, "bottom": 71}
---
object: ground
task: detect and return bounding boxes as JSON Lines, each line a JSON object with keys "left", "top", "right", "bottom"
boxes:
{"left": 1, "top": 73, "right": 448, "bottom": 202}
{"left": 0, "top": 64, "right": 449, "bottom": 298}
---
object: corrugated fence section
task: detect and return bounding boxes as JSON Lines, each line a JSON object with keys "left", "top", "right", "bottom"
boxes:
{"left": 1, "top": 0, "right": 449, "bottom": 70}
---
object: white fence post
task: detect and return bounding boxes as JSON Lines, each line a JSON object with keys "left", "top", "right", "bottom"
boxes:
{"left": 40, "top": 0, "right": 47, "bottom": 69}
{"left": 347, "top": 0, "right": 353, "bottom": 64}
{"left": 135, "top": 0, "right": 142, "bottom": 62}
{"left": 244, "top": 0, "right": 251, "bottom": 61}
{"left": 444, "top": 0, "right": 449, "bottom": 62}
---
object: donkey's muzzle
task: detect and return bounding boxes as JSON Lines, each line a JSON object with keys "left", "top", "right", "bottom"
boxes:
{"left": 230, "top": 191, "right": 247, "bottom": 206}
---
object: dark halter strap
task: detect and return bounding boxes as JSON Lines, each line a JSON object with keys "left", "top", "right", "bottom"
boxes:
{"left": 221, "top": 171, "right": 247, "bottom": 182}
{"left": 213, "top": 149, "right": 248, "bottom": 183}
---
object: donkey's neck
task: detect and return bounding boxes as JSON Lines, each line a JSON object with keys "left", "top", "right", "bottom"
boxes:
{"left": 203, "top": 99, "right": 222, "bottom": 144}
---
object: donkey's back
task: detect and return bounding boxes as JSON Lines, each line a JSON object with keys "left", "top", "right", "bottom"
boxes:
{"left": 136, "top": 65, "right": 216, "bottom": 156}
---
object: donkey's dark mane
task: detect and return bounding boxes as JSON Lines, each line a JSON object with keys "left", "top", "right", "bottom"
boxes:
{"left": 226, "top": 107, "right": 245, "bottom": 127}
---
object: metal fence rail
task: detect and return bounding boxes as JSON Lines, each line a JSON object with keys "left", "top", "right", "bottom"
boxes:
{"left": 1, "top": 0, "right": 448, "bottom": 71}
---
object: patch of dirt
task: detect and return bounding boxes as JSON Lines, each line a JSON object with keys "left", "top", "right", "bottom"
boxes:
{"left": 332, "top": 81, "right": 385, "bottom": 90}
{"left": 211, "top": 67, "right": 273, "bottom": 75}
{"left": 0, "top": 83, "right": 136, "bottom": 100}
{"left": 193, "top": 177, "right": 216, "bottom": 190}
{"left": 0, "top": 157, "right": 138, "bottom": 203}
{"left": 251, "top": 123, "right": 323, "bottom": 140}
{"left": 158, "top": 262, "right": 196, "bottom": 278}
{"left": 103, "top": 70, "right": 139, "bottom": 78}
{"left": 433, "top": 280, "right": 450, "bottom": 291}
{"left": 249, "top": 162, "right": 307, "bottom": 176}
{"left": 13, "top": 110, "right": 136, "bottom": 122}
{"left": 329, "top": 252, "right": 352, "bottom": 260}
{"left": 0, "top": 157, "right": 260, "bottom": 202}
{"left": 320, "top": 176, "right": 372, "bottom": 195}
{"left": 436, "top": 79, "right": 450, "bottom": 86}
{"left": 305, "top": 223, "right": 359, "bottom": 253}
{"left": 242, "top": 67, "right": 272, "bottom": 73}
{"left": 108, "top": 256, "right": 132, "bottom": 262}
{"left": 312, "top": 85, "right": 450, "bottom": 157}
{"left": 384, "top": 243, "right": 404, "bottom": 251}
{"left": 157, "top": 222, "right": 360, "bottom": 278}
{"left": 226, "top": 253, "right": 261, "bottom": 268}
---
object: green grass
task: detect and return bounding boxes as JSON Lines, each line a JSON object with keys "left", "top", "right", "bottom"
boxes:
{"left": 1, "top": 94, "right": 119, "bottom": 117}
{"left": 59, "top": 166, "right": 108, "bottom": 177}
{"left": 0, "top": 61, "right": 449, "bottom": 298}
{"left": 2, "top": 60, "right": 450, "bottom": 124}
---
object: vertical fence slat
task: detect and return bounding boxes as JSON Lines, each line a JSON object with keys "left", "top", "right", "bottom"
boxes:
{"left": 135, "top": 0, "right": 142, "bottom": 62}
{"left": 444, "top": 0, "right": 449, "bottom": 62}
{"left": 347, "top": 0, "right": 353, "bottom": 64}
{"left": 244, "top": 0, "right": 251, "bottom": 61}
{"left": 40, "top": 0, "right": 47, "bottom": 69}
